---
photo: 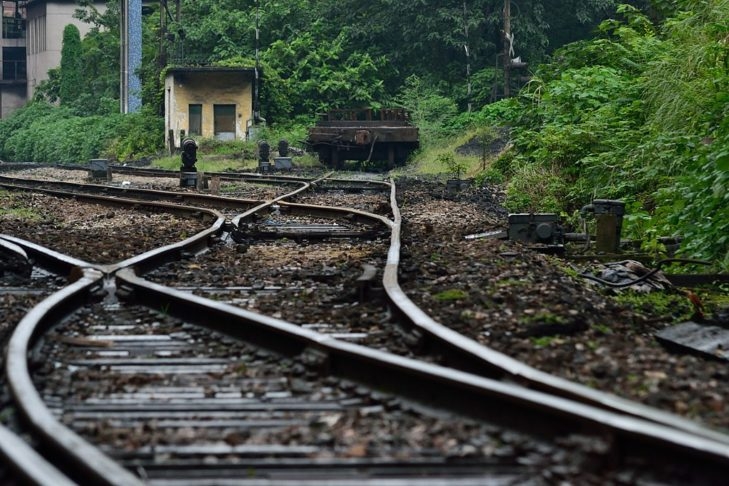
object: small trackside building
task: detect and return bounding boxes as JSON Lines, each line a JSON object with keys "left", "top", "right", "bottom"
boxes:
{"left": 164, "top": 66, "right": 256, "bottom": 150}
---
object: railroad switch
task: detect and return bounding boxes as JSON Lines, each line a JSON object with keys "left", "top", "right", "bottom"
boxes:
{"left": 503, "top": 200, "right": 626, "bottom": 256}
{"left": 507, "top": 213, "right": 564, "bottom": 246}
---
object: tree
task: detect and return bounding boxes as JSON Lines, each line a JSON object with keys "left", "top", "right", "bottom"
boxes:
{"left": 263, "top": 27, "right": 385, "bottom": 119}
{"left": 74, "top": 0, "right": 122, "bottom": 114}
{"left": 59, "top": 24, "right": 84, "bottom": 106}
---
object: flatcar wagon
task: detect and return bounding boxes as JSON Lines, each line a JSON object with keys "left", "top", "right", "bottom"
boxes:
{"left": 306, "top": 108, "right": 419, "bottom": 169}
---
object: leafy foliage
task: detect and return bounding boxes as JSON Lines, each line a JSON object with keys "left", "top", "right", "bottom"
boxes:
{"left": 5, "top": 0, "right": 727, "bottom": 272}
{"left": 59, "top": 25, "right": 84, "bottom": 105}
{"left": 0, "top": 102, "right": 163, "bottom": 163}
{"left": 262, "top": 27, "right": 385, "bottom": 118}
{"left": 488, "top": 1, "right": 729, "bottom": 269}
{"left": 396, "top": 75, "right": 459, "bottom": 145}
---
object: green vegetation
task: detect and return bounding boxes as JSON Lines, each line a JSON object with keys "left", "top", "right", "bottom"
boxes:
{"left": 59, "top": 25, "right": 83, "bottom": 105}
{"left": 590, "top": 323, "right": 613, "bottom": 335}
{"left": 151, "top": 155, "right": 254, "bottom": 173}
{"left": 0, "top": 207, "right": 41, "bottom": 221}
{"left": 0, "top": 192, "right": 42, "bottom": 221}
{"left": 613, "top": 290, "right": 696, "bottom": 322}
{"left": 0, "top": 0, "right": 725, "bottom": 270}
{"left": 392, "top": 130, "right": 489, "bottom": 177}
{"left": 478, "top": 2, "right": 729, "bottom": 270}
{"left": 433, "top": 289, "right": 469, "bottom": 302}
{"left": 531, "top": 336, "right": 558, "bottom": 348}
{"left": 0, "top": 104, "right": 163, "bottom": 163}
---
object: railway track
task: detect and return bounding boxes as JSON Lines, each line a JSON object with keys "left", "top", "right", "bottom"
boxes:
{"left": 2, "top": 167, "right": 729, "bottom": 483}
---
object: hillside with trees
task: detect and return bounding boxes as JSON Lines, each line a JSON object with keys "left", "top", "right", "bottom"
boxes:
{"left": 0, "top": 0, "right": 726, "bottom": 269}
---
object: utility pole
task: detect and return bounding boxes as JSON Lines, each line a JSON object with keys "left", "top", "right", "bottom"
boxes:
{"left": 121, "top": 0, "right": 142, "bottom": 113}
{"left": 502, "top": 0, "right": 511, "bottom": 98}
{"left": 254, "top": 0, "right": 261, "bottom": 123}
{"left": 159, "top": 0, "right": 181, "bottom": 69}
{"left": 463, "top": 1, "right": 471, "bottom": 112}
{"left": 246, "top": 0, "right": 265, "bottom": 139}
{"left": 159, "top": 0, "right": 168, "bottom": 69}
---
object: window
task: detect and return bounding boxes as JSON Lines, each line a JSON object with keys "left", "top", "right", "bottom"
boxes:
{"left": 214, "top": 104, "right": 235, "bottom": 140}
{"left": 2, "top": 47, "right": 25, "bottom": 80}
{"left": 189, "top": 104, "right": 202, "bottom": 136}
{"left": 2, "top": 1, "right": 26, "bottom": 39}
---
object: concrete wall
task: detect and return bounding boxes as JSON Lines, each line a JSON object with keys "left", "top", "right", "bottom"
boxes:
{"left": 0, "top": 84, "right": 26, "bottom": 118}
{"left": 165, "top": 69, "right": 254, "bottom": 149}
{"left": 26, "top": 0, "right": 106, "bottom": 99}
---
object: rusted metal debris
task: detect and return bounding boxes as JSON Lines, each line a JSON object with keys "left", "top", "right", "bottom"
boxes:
{"left": 580, "top": 260, "right": 674, "bottom": 292}
{"left": 305, "top": 108, "right": 419, "bottom": 168}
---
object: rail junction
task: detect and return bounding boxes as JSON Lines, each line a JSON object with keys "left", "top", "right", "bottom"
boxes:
{"left": 1, "top": 164, "right": 728, "bottom": 484}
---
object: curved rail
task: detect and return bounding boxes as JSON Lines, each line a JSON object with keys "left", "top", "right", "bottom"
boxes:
{"left": 5, "top": 268, "right": 143, "bottom": 485}
{"left": 0, "top": 424, "right": 76, "bottom": 486}
{"left": 1, "top": 187, "right": 227, "bottom": 484}
{"left": 107, "top": 269, "right": 729, "bottom": 475}
{"left": 0, "top": 175, "right": 261, "bottom": 210}
{"left": 5, "top": 172, "right": 729, "bottom": 482}
{"left": 380, "top": 179, "right": 729, "bottom": 446}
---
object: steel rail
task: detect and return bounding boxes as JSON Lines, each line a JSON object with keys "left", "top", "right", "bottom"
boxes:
{"left": 1, "top": 234, "right": 91, "bottom": 277}
{"left": 108, "top": 164, "right": 315, "bottom": 183}
{"left": 379, "top": 180, "right": 729, "bottom": 446}
{"left": 0, "top": 424, "right": 77, "bottom": 486}
{"left": 0, "top": 162, "right": 312, "bottom": 184}
{"left": 5, "top": 268, "right": 143, "bottom": 485}
{"left": 0, "top": 176, "right": 260, "bottom": 212}
{"left": 2, "top": 192, "right": 227, "bottom": 483}
{"left": 277, "top": 200, "right": 394, "bottom": 229}
{"left": 0, "top": 237, "right": 31, "bottom": 278}
{"left": 0, "top": 187, "right": 225, "bottom": 278}
{"left": 94, "top": 177, "right": 729, "bottom": 474}
{"left": 7, "top": 244, "right": 729, "bottom": 482}
{"left": 113, "top": 267, "right": 729, "bottom": 477}
{"left": 108, "top": 165, "right": 393, "bottom": 193}
{"left": 41, "top": 172, "right": 721, "bottom": 450}
{"left": 230, "top": 172, "right": 334, "bottom": 227}
{"left": 7, "top": 173, "right": 729, "bottom": 480}
{"left": 0, "top": 162, "right": 388, "bottom": 189}
{"left": 0, "top": 237, "right": 29, "bottom": 261}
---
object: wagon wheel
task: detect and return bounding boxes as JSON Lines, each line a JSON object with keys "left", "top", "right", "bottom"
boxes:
{"left": 331, "top": 148, "right": 341, "bottom": 170}
{"left": 395, "top": 146, "right": 411, "bottom": 166}
{"left": 316, "top": 147, "right": 331, "bottom": 166}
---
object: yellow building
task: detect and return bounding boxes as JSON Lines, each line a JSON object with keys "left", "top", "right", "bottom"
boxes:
{"left": 164, "top": 67, "right": 256, "bottom": 149}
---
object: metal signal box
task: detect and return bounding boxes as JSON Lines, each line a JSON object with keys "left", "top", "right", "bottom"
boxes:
{"left": 507, "top": 213, "right": 564, "bottom": 245}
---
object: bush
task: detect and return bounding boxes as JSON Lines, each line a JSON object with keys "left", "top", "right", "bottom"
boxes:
{"left": 103, "top": 110, "right": 165, "bottom": 161}
{"left": 504, "top": 161, "right": 567, "bottom": 213}
{"left": 0, "top": 102, "right": 164, "bottom": 163}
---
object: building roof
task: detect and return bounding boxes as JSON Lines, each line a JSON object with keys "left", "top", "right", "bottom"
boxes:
{"left": 24, "top": 0, "right": 106, "bottom": 6}
{"left": 25, "top": 0, "right": 131, "bottom": 4}
{"left": 166, "top": 67, "right": 256, "bottom": 75}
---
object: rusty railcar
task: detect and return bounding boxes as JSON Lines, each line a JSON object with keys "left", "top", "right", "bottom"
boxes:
{"left": 306, "top": 108, "right": 419, "bottom": 169}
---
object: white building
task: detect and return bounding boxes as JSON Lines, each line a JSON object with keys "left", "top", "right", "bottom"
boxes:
{"left": 0, "top": 0, "right": 105, "bottom": 117}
